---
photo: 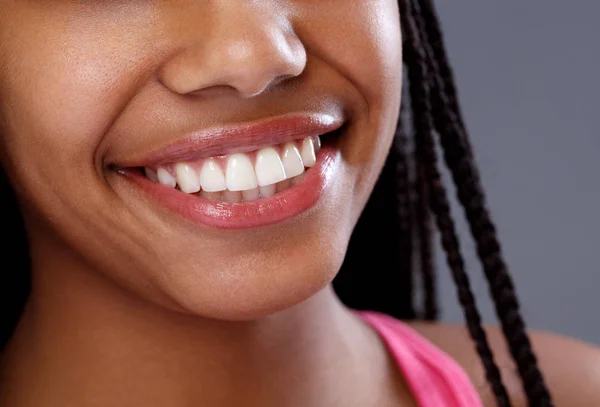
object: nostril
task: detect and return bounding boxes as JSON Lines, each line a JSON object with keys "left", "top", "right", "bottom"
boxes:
{"left": 248, "top": 72, "right": 300, "bottom": 97}
{"left": 272, "top": 73, "right": 297, "bottom": 87}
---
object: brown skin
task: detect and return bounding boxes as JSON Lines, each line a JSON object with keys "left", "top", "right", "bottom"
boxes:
{"left": 0, "top": 1, "right": 597, "bottom": 406}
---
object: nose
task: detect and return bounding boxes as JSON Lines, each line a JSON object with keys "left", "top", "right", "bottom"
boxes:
{"left": 159, "top": 3, "right": 307, "bottom": 98}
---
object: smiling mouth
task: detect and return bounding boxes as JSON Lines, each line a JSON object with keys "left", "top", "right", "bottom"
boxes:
{"left": 136, "top": 134, "right": 322, "bottom": 203}
{"left": 112, "top": 113, "right": 346, "bottom": 229}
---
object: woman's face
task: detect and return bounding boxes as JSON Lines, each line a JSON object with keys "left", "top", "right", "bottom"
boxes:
{"left": 0, "top": 1, "right": 402, "bottom": 319}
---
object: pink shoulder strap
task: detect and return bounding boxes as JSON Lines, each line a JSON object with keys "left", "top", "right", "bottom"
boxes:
{"left": 355, "top": 310, "right": 484, "bottom": 407}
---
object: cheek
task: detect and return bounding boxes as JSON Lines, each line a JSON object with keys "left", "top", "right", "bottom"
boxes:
{"left": 296, "top": 1, "right": 402, "bottom": 110}
{"left": 0, "top": 6, "right": 169, "bottom": 290}
{"left": 347, "top": 3, "right": 403, "bottom": 110}
{"left": 295, "top": 1, "right": 403, "bottom": 212}
{"left": 0, "top": 4, "right": 159, "bottom": 189}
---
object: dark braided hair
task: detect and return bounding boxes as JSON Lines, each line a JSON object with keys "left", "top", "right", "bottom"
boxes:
{"left": 0, "top": 1, "right": 554, "bottom": 406}
{"left": 336, "top": 0, "right": 555, "bottom": 406}
{"left": 404, "top": 0, "right": 511, "bottom": 403}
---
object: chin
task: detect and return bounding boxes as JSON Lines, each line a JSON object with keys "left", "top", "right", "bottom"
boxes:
{"left": 151, "top": 235, "right": 349, "bottom": 321}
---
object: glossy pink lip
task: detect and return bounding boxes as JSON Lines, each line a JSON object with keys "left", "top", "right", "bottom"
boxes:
{"left": 113, "top": 112, "right": 344, "bottom": 168}
{"left": 119, "top": 142, "right": 340, "bottom": 229}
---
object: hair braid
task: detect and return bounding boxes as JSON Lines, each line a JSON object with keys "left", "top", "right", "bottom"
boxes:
{"left": 400, "top": 1, "right": 512, "bottom": 404}
{"left": 394, "top": 112, "right": 418, "bottom": 319}
{"left": 409, "top": 1, "right": 555, "bottom": 405}
{"left": 416, "top": 0, "right": 469, "bottom": 133}
{"left": 414, "top": 143, "right": 437, "bottom": 320}
{"left": 402, "top": 89, "right": 437, "bottom": 320}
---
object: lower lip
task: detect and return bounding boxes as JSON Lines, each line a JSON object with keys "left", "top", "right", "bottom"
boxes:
{"left": 118, "top": 145, "right": 340, "bottom": 229}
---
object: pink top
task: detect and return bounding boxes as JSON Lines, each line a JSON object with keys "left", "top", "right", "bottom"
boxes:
{"left": 356, "top": 310, "right": 484, "bottom": 407}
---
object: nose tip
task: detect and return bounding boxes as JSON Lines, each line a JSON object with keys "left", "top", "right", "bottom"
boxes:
{"left": 220, "top": 33, "right": 307, "bottom": 98}
{"left": 159, "top": 11, "right": 307, "bottom": 98}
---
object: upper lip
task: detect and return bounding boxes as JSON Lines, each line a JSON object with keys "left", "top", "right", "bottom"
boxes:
{"left": 114, "top": 112, "right": 344, "bottom": 168}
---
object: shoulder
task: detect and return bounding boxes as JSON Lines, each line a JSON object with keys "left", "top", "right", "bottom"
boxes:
{"left": 408, "top": 322, "right": 600, "bottom": 407}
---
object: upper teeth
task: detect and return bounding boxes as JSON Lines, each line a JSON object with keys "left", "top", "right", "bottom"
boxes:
{"left": 199, "top": 159, "right": 226, "bottom": 192}
{"left": 146, "top": 136, "right": 321, "bottom": 199}
{"left": 254, "top": 147, "right": 286, "bottom": 187}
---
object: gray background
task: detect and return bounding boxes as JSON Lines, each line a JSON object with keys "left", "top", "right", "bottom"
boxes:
{"left": 433, "top": 2, "right": 600, "bottom": 344}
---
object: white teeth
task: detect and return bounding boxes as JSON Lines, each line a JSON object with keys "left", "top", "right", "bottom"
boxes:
{"left": 242, "top": 188, "right": 260, "bottom": 201}
{"left": 145, "top": 168, "right": 158, "bottom": 182}
{"left": 301, "top": 137, "right": 317, "bottom": 168}
{"left": 281, "top": 143, "right": 305, "bottom": 178}
{"left": 226, "top": 153, "right": 258, "bottom": 191}
{"left": 259, "top": 184, "right": 276, "bottom": 198}
{"left": 255, "top": 147, "right": 286, "bottom": 186}
{"left": 155, "top": 134, "right": 323, "bottom": 199}
{"left": 199, "top": 159, "right": 227, "bottom": 192}
{"left": 157, "top": 167, "right": 177, "bottom": 188}
{"left": 175, "top": 163, "right": 201, "bottom": 193}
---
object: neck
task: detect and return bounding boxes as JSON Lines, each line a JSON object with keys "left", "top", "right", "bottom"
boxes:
{"left": 0, "top": 234, "right": 398, "bottom": 407}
